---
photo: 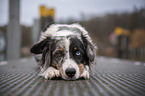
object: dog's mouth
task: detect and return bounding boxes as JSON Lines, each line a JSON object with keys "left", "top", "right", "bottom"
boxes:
{"left": 63, "top": 76, "right": 78, "bottom": 80}
{"left": 60, "top": 67, "right": 80, "bottom": 80}
{"left": 51, "top": 76, "right": 85, "bottom": 80}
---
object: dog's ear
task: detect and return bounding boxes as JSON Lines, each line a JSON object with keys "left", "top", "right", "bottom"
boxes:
{"left": 82, "top": 35, "right": 96, "bottom": 62}
{"left": 30, "top": 37, "right": 56, "bottom": 71}
{"left": 30, "top": 37, "right": 51, "bottom": 54}
{"left": 86, "top": 41, "right": 95, "bottom": 62}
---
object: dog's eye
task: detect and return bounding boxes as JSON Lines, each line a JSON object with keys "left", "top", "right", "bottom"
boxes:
{"left": 76, "top": 51, "right": 81, "bottom": 56}
{"left": 57, "top": 53, "right": 61, "bottom": 56}
{"left": 55, "top": 51, "right": 63, "bottom": 57}
{"left": 56, "top": 53, "right": 61, "bottom": 57}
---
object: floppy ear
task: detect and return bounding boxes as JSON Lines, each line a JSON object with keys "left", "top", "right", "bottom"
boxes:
{"left": 31, "top": 40, "right": 46, "bottom": 54}
{"left": 30, "top": 37, "right": 51, "bottom": 54}
{"left": 40, "top": 41, "right": 53, "bottom": 71}
{"left": 86, "top": 41, "right": 95, "bottom": 62}
{"left": 82, "top": 35, "right": 96, "bottom": 62}
{"left": 30, "top": 37, "right": 55, "bottom": 71}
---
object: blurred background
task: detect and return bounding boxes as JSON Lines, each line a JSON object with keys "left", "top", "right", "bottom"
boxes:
{"left": 0, "top": 0, "right": 145, "bottom": 61}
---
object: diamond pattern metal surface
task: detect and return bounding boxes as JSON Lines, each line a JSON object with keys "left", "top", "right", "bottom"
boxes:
{"left": 0, "top": 57, "right": 145, "bottom": 96}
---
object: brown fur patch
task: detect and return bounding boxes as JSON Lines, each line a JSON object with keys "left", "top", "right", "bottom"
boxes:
{"left": 51, "top": 63, "right": 61, "bottom": 70}
{"left": 74, "top": 47, "right": 77, "bottom": 50}
{"left": 56, "top": 64, "right": 61, "bottom": 70}
{"left": 60, "top": 47, "right": 64, "bottom": 51}
{"left": 79, "top": 64, "right": 84, "bottom": 74}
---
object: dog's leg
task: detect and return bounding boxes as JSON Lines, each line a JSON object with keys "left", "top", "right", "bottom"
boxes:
{"left": 80, "top": 65, "right": 89, "bottom": 79}
{"left": 40, "top": 67, "right": 60, "bottom": 79}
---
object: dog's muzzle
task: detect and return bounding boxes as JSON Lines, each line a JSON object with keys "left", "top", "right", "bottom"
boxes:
{"left": 61, "top": 59, "right": 80, "bottom": 80}
{"left": 65, "top": 68, "right": 76, "bottom": 78}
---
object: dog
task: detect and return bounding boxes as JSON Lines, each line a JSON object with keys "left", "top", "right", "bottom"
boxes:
{"left": 30, "top": 23, "right": 96, "bottom": 80}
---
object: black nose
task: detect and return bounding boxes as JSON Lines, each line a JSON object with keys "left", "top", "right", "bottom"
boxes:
{"left": 65, "top": 68, "right": 76, "bottom": 78}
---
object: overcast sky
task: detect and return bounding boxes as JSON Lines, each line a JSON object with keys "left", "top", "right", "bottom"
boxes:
{"left": 0, "top": 0, "right": 145, "bottom": 26}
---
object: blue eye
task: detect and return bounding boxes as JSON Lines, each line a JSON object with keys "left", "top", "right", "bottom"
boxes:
{"left": 76, "top": 51, "right": 81, "bottom": 56}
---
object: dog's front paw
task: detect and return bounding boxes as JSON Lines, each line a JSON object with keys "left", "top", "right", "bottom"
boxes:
{"left": 40, "top": 67, "right": 60, "bottom": 79}
{"left": 80, "top": 69, "right": 89, "bottom": 79}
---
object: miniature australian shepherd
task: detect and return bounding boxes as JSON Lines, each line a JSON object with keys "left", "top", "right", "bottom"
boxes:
{"left": 30, "top": 23, "right": 96, "bottom": 80}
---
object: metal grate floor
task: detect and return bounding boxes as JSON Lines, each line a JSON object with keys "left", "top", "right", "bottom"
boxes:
{"left": 0, "top": 57, "right": 145, "bottom": 96}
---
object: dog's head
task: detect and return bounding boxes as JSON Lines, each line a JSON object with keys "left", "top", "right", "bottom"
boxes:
{"left": 30, "top": 23, "right": 96, "bottom": 80}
